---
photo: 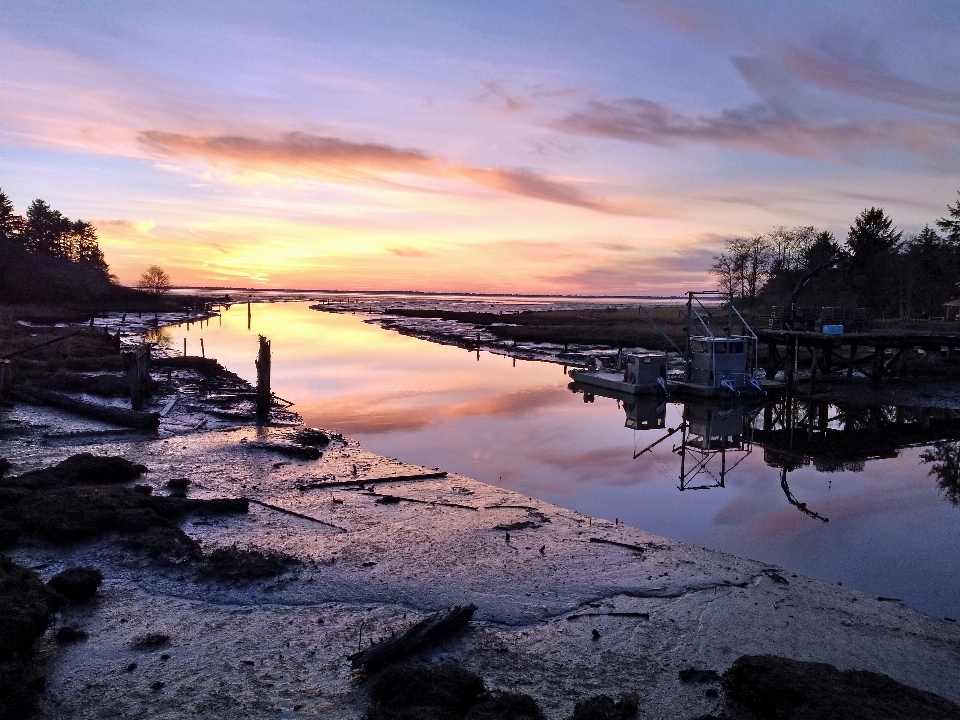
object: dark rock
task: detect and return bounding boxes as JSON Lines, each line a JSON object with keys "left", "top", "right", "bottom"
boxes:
{"left": 47, "top": 566, "right": 103, "bottom": 602}
{"left": 3, "top": 454, "right": 147, "bottom": 489}
{"left": 292, "top": 428, "right": 331, "bottom": 447}
{"left": 366, "top": 662, "right": 485, "bottom": 720}
{"left": 199, "top": 546, "right": 298, "bottom": 582}
{"left": 166, "top": 478, "right": 190, "bottom": 490}
{"left": 465, "top": 693, "right": 545, "bottom": 720}
{"left": 0, "top": 459, "right": 10, "bottom": 478}
{"left": 0, "top": 556, "right": 63, "bottom": 720}
{"left": 131, "top": 633, "right": 171, "bottom": 651}
{"left": 723, "top": 654, "right": 960, "bottom": 720}
{"left": 151, "top": 681, "right": 165, "bottom": 691}
{"left": 570, "top": 693, "right": 639, "bottom": 720}
{"left": 55, "top": 626, "right": 88, "bottom": 643}
{"left": 679, "top": 668, "right": 721, "bottom": 685}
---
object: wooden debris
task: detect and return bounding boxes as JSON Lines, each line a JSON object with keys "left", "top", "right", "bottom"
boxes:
{"left": 244, "top": 499, "right": 345, "bottom": 531}
{"left": 243, "top": 441, "right": 321, "bottom": 460}
{"left": 347, "top": 604, "right": 477, "bottom": 671}
{"left": 588, "top": 537, "right": 646, "bottom": 554}
{"left": 372, "top": 493, "right": 478, "bottom": 511}
{"left": 297, "top": 471, "right": 447, "bottom": 491}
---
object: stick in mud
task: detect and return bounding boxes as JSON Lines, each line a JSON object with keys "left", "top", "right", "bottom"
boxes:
{"left": 347, "top": 603, "right": 477, "bottom": 671}
{"left": 296, "top": 471, "right": 448, "bottom": 491}
{"left": 372, "top": 493, "right": 478, "bottom": 511}
{"left": 588, "top": 537, "right": 647, "bottom": 554}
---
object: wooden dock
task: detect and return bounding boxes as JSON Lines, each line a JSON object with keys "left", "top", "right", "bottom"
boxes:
{"left": 757, "top": 329, "right": 960, "bottom": 383}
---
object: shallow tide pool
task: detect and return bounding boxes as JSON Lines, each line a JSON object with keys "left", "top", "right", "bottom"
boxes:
{"left": 163, "top": 301, "right": 960, "bottom": 619}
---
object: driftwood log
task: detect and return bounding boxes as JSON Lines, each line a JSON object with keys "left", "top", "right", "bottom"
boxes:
{"left": 297, "top": 471, "right": 447, "bottom": 491}
{"left": 347, "top": 603, "right": 477, "bottom": 671}
{"left": 243, "top": 441, "right": 322, "bottom": 460}
{"left": 14, "top": 387, "right": 160, "bottom": 430}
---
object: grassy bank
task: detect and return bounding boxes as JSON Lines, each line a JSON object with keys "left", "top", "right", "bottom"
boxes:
{"left": 385, "top": 306, "right": 687, "bottom": 350}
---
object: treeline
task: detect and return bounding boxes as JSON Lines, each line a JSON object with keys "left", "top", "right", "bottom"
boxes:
{"left": 712, "top": 192, "right": 960, "bottom": 322}
{"left": 0, "top": 189, "right": 114, "bottom": 304}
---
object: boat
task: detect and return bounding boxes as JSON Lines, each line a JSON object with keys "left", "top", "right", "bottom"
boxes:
{"left": 672, "top": 334, "right": 768, "bottom": 397}
{"left": 568, "top": 350, "right": 669, "bottom": 395}
{"left": 669, "top": 292, "right": 781, "bottom": 398}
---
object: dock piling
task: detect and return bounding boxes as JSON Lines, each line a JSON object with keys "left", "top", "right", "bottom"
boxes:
{"left": 255, "top": 335, "right": 271, "bottom": 423}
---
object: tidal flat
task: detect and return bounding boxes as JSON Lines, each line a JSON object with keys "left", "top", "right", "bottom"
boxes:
{"left": 2, "top": 300, "right": 960, "bottom": 719}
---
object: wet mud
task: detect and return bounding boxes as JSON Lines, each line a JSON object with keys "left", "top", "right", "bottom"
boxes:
{"left": 2, "top": 306, "right": 960, "bottom": 718}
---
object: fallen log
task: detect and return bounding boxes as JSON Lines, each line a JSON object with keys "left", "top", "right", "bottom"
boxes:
{"left": 347, "top": 604, "right": 477, "bottom": 671}
{"left": 373, "top": 493, "right": 478, "bottom": 511}
{"left": 13, "top": 387, "right": 160, "bottom": 430}
{"left": 588, "top": 537, "right": 646, "bottom": 554}
{"left": 297, "top": 471, "right": 447, "bottom": 491}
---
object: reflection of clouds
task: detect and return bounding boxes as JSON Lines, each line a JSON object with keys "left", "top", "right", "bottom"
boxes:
{"left": 299, "top": 385, "right": 569, "bottom": 434}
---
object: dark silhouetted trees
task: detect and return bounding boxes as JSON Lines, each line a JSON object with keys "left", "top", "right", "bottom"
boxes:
{"left": 0, "top": 188, "right": 113, "bottom": 304}
{"left": 711, "top": 193, "right": 960, "bottom": 322}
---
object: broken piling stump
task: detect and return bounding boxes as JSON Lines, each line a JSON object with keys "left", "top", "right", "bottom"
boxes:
{"left": 255, "top": 335, "right": 271, "bottom": 423}
{"left": 347, "top": 604, "right": 477, "bottom": 671}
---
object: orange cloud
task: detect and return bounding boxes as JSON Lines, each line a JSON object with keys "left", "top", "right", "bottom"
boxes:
{"left": 138, "top": 130, "right": 646, "bottom": 215}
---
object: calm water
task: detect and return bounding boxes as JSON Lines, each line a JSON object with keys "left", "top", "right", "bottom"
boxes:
{"left": 165, "top": 302, "right": 960, "bottom": 619}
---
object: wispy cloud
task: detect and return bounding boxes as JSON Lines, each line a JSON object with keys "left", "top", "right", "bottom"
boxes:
{"left": 138, "top": 130, "right": 645, "bottom": 215}
{"left": 554, "top": 97, "right": 960, "bottom": 164}
{"left": 387, "top": 245, "right": 429, "bottom": 257}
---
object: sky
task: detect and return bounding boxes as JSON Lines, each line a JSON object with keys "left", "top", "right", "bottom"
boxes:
{"left": 2, "top": 0, "right": 959, "bottom": 294}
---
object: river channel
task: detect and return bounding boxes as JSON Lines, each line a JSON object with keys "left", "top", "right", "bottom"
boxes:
{"left": 161, "top": 300, "right": 960, "bottom": 620}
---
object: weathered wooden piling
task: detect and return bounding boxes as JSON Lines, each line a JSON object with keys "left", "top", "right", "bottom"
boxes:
{"left": 247, "top": 302, "right": 252, "bottom": 330}
{"left": 0, "top": 360, "right": 11, "bottom": 402}
{"left": 200, "top": 338, "right": 205, "bottom": 358}
{"left": 255, "top": 335, "right": 271, "bottom": 423}
{"left": 123, "top": 343, "right": 151, "bottom": 411}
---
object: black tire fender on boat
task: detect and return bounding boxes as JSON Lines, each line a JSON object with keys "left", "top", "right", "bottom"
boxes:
{"left": 627, "top": 373, "right": 636, "bottom": 383}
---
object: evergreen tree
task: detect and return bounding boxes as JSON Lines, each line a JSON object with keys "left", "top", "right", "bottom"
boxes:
{"left": 936, "top": 191, "right": 960, "bottom": 245}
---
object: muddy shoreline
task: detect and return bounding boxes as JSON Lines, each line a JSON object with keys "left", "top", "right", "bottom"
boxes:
{"left": 2, "top": 304, "right": 960, "bottom": 718}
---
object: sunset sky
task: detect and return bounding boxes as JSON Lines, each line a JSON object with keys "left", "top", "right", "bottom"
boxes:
{"left": 2, "top": 1, "right": 959, "bottom": 293}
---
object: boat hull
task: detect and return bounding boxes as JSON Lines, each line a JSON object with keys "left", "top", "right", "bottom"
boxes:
{"left": 569, "top": 369, "right": 667, "bottom": 395}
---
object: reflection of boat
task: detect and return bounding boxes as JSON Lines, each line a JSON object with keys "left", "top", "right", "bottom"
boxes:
{"left": 569, "top": 351, "right": 669, "bottom": 395}
{"left": 568, "top": 381, "right": 666, "bottom": 430}
{"left": 631, "top": 396, "right": 762, "bottom": 490}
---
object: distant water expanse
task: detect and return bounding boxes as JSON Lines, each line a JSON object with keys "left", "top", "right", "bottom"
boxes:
{"left": 162, "top": 301, "right": 960, "bottom": 620}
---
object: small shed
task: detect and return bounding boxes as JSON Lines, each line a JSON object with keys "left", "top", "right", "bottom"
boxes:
{"left": 944, "top": 299, "right": 960, "bottom": 321}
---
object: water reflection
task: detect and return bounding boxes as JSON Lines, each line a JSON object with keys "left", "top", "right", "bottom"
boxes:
{"left": 921, "top": 442, "right": 960, "bottom": 507}
{"left": 570, "top": 381, "right": 960, "bottom": 516}
{"left": 144, "top": 327, "right": 173, "bottom": 349}
{"left": 160, "top": 302, "right": 960, "bottom": 618}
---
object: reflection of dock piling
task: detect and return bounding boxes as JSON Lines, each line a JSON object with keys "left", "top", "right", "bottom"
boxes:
{"left": 256, "top": 335, "right": 271, "bottom": 423}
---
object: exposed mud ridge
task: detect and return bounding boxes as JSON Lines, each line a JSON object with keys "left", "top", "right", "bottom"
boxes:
{"left": 0, "top": 556, "right": 63, "bottom": 720}
{"left": 199, "top": 545, "right": 300, "bottom": 583}
{"left": 722, "top": 654, "right": 960, "bottom": 719}
{"left": 0, "top": 454, "right": 247, "bottom": 558}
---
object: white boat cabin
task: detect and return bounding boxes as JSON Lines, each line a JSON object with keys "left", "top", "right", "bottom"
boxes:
{"left": 687, "top": 336, "right": 750, "bottom": 389}
{"left": 622, "top": 352, "right": 668, "bottom": 386}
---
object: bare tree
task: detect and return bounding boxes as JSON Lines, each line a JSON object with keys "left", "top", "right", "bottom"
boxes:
{"left": 138, "top": 265, "right": 171, "bottom": 294}
{"left": 710, "top": 235, "right": 772, "bottom": 314}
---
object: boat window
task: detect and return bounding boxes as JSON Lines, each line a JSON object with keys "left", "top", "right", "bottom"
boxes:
{"left": 732, "top": 342, "right": 744, "bottom": 353}
{"left": 714, "top": 342, "right": 727, "bottom": 354}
